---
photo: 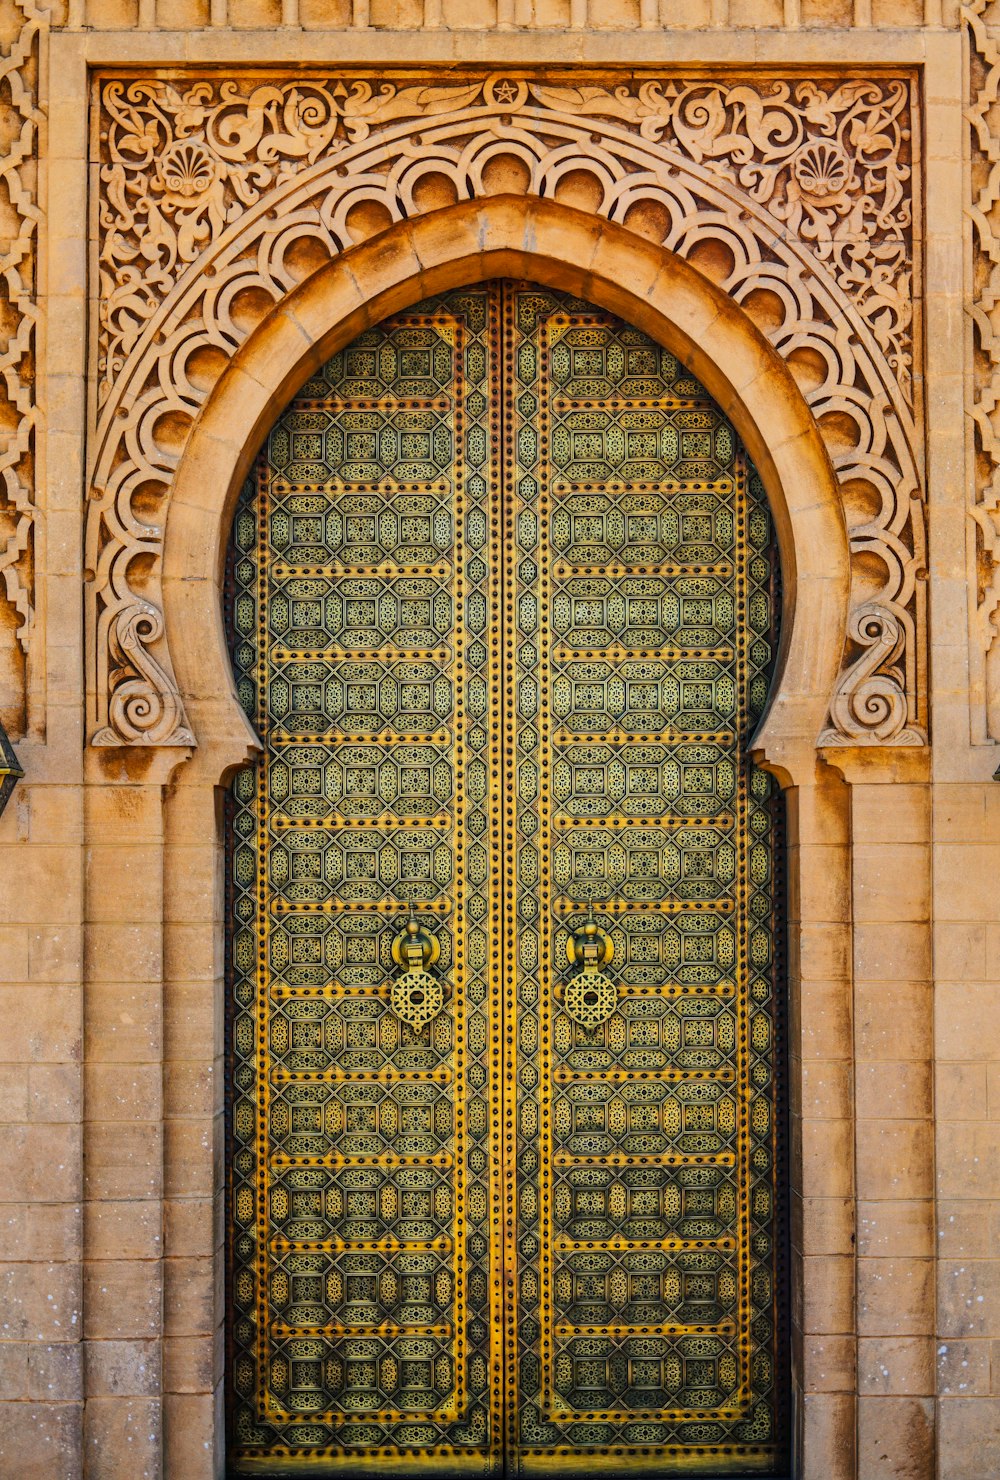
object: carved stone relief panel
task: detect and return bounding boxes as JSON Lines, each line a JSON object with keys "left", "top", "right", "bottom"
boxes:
{"left": 966, "top": 0, "right": 1000, "bottom": 742}
{"left": 0, "top": 0, "right": 46, "bottom": 665}
{"left": 88, "top": 68, "right": 925, "bottom": 749}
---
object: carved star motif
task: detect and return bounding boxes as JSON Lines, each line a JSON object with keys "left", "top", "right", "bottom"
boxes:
{"left": 493, "top": 80, "right": 518, "bottom": 105}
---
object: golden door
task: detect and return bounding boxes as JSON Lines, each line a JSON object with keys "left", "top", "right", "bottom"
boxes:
{"left": 226, "top": 282, "right": 787, "bottom": 1476}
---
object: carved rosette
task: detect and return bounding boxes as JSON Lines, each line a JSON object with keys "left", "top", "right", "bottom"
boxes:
{"left": 90, "top": 68, "right": 925, "bottom": 748}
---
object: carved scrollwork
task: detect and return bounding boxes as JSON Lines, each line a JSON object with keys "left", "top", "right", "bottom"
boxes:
{"left": 94, "top": 602, "right": 195, "bottom": 747}
{"left": 820, "top": 604, "right": 924, "bottom": 746}
{"left": 89, "top": 68, "right": 925, "bottom": 749}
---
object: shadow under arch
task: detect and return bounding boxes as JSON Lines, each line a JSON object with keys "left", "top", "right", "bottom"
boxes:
{"left": 163, "top": 195, "right": 850, "bottom": 788}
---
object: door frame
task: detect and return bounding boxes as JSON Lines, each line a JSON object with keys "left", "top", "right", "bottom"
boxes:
{"left": 131, "top": 201, "right": 929, "bottom": 1478}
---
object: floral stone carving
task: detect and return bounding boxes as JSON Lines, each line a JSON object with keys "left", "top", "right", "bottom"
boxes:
{"left": 89, "top": 69, "right": 925, "bottom": 747}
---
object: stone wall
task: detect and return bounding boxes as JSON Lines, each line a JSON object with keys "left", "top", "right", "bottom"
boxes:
{"left": 58, "top": 0, "right": 963, "bottom": 33}
{"left": 0, "top": 4, "right": 997, "bottom": 1479}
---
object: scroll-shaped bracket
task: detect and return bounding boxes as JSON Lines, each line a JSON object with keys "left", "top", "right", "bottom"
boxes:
{"left": 390, "top": 906, "right": 443, "bottom": 1027}
{"left": 564, "top": 902, "right": 618, "bottom": 1029}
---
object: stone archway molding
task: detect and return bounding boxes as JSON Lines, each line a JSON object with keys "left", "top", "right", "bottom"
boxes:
{"left": 89, "top": 69, "right": 925, "bottom": 749}
{"left": 163, "top": 195, "right": 849, "bottom": 785}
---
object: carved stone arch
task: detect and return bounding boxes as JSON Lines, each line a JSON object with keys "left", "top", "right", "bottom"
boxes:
{"left": 162, "top": 197, "right": 848, "bottom": 787}
{"left": 90, "top": 70, "right": 923, "bottom": 750}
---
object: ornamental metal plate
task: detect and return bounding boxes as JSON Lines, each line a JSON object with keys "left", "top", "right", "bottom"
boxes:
{"left": 226, "top": 282, "right": 787, "bottom": 1476}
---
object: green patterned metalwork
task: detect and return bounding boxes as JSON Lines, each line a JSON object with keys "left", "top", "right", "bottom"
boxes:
{"left": 226, "top": 282, "right": 786, "bottom": 1476}
{"left": 227, "top": 290, "right": 503, "bottom": 1470}
{"left": 0, "top": 719, "right": 22, "bottom": 819}
{"left": 502, "top": 287, "right": 786, "bottom": 1474}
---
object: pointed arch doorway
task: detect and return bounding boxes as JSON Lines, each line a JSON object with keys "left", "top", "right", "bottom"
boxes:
{"left": 225, "top": 280, "right": 788, "bottom": 1476}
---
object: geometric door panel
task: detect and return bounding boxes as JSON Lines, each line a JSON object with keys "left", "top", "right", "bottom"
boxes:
{"left": 226, "top": 282, "right": 786, "bottom": 1476}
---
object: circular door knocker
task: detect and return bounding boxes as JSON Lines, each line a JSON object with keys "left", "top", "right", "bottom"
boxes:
{"left": 564, "top": 903, "right": 617, "bottom": 1029}
{"left": 390, "top": 907, "right": 443, "bottom": 1027}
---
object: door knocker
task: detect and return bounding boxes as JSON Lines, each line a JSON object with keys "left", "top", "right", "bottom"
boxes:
{"left": 564, "top": 902, "right": 618, "bottom": 1028}
{"left": 390, "top": 906, "right": 443, "bottom": 1026}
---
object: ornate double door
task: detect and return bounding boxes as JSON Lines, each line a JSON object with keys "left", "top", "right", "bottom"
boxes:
{"left": 226, "top": 282, "right": 786, "bottom": 1476}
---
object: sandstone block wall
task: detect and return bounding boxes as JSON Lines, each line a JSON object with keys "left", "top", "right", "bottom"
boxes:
{"left": 0, "top": 3, "right": 997, "bottom": 1478}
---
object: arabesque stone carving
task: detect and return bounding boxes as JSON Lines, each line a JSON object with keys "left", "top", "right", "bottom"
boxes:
{"left": 0, "top": 0, "right": 47, "bottom": 655}
{"left": 89, "top": 69, "right": 925, "bottom": 748}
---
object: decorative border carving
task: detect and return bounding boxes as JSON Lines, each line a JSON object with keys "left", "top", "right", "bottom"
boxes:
{"left": 88, "top": 68, "right": 925, "bottom": 747}
{"left": 0, "top": 0, "right": 46, "bottom": 653}
{"left": 966, "top": 0, "right": 1000, "bottom": 742}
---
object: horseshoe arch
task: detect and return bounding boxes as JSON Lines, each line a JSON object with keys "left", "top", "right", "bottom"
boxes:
{"left": 160, "top": 197, "right": 849, "bottom": 788}
{"left": 88, "top": 70, "right": 922, "bottom": 754}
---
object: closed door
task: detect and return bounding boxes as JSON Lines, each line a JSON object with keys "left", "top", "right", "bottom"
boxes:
{"left": 226, "top": 281, "right": 787, "bottom": 1476}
